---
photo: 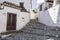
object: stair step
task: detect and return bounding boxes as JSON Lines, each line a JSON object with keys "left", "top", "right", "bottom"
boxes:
{"left": 2, "top": 20, "right": 60, "bottom": 40}
{"left": 4, "top": 32, "right": 60, "bottom": 40}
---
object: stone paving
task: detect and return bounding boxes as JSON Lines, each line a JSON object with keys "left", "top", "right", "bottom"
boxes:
{"left": 1, "top": 20, "right": 60, "bottom": 40}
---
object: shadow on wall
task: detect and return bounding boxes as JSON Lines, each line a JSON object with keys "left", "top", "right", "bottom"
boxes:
{"left": 38, "top": 5, "right": 60, "bottom": 26}
{"left": 38, "top": 11, "right": 54, "bottom": 26}
{"left": 57, "top": 5, "right": 60, "bottom": 26}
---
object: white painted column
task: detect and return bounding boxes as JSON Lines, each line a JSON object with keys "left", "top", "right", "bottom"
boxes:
{"left": 53, "top": 0, "right": 57, "bottom": 6}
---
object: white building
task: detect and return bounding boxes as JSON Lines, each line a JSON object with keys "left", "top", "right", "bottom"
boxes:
{"left": 37, "top": 0, "right": 60, "bottom": 27}
{"left": 0, "top": 0, "right": 31, "bottom": 33}
{"left": 30, "top": 9, "right": 37, "bottom": 20}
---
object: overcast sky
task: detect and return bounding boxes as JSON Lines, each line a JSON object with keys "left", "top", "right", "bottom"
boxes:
{"left": 0, "top": 0, "right": 3, "bottom": 2}
{"left": 32, "top": 0, "right": 37, "bottom": 10}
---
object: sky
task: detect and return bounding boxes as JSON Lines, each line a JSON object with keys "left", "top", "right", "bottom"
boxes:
{"left": 0, "top": 0, "right": 3, "bottom": 2}
{"left": 32, "top": 0, "right": 44, "bottom": 10}
{"left": 32, "top": 0, "right": 37, "bottom": 10}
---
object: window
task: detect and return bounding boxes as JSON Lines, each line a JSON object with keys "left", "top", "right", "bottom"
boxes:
{"left": 20, "top": 2, "right": 24, "bottom": 8}
{"left": 46, "top": 0, "right": 53, "bottom": 3}
{"left": 0, "top": 4, "right": 4, "bottom": 10}
{"left": 44, "top": 7, "right": 48, "bottom": 10}
{"left": 40, "top": 4, "right": 42, "bottom": 11}
{"left": 49, "top": 3, "right": 53, "bottom": 8}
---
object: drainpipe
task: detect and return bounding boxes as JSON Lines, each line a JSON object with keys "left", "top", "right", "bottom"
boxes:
{"left": 53, "top": 0, "right": 57, "bottom": 6}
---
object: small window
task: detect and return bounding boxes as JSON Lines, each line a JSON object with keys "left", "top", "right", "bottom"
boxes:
{"left": 20, "top": 2, "right": 24, "bottom": 8}
{"left": 44, "top": 7, "right": 48, "bottom": 10}
{"left": 49, "top": 4, "right": 53, "bottom": 8}
{"left": 46, "top": 0, "right": 53, "bottom": 3}
{"left": 40, "top": 4, "right": 42, "bottom": 11}
{"left": 0, "top": 4, "right": 4, "bottom": 10}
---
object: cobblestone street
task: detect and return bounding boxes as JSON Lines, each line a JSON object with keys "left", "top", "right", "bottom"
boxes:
{"left": 2, "top": 20, "right": 60, "bottom": 40}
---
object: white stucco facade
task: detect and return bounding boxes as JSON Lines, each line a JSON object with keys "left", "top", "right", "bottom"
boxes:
{"left": 38, "top": 5, "right": 60, "bottom": 26}
{"left": 0, "top": 0, "right": 31, "bottom": 12}
{"left": 0, "top": 0, "right": 31, "bottom": 33}
{"left": 37, "top": 0, "right": 60, "bottom": 27}
{"left": 0, "top": 6, "right": 30, "bottom": 33}
{"left": 0, "top": 6, "right": 30, "bottom": 32}
{"left": 30, "top": 11, "right": 37, "bottom": 19}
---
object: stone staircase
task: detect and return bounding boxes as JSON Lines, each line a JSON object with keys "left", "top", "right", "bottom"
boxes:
{"left": 2, "top": 20, "right": 60, "bottom": 40}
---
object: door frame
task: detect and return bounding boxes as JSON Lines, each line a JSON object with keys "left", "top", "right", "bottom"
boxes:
{"left": 6, "top": 12, "right": 17, "bottom": 31}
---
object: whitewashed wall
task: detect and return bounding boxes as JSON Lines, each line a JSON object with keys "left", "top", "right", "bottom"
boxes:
{"left": 0, "top": 0, "right": 30, "bottom": 12}
{"left": 38, "top": 4, "right": 60, "bottom": 27}
{"left": 30, "top": 11, "right": 35, "bottom": 19}
{"left": 37, "top": 0, "right": 45, "bottom": 4}
{"left": 0, "top": 6, "right": 30, "bottom": 33}
{"left": 30, "top": 11, "right": 37, "bottom": 19}
{"left": 4, "top": 0, "right": 30, "bottom": 11}
{"left": 19, "top": 0, "right": 30, "bottom": 11}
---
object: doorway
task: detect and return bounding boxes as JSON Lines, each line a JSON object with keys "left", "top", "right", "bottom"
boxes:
{"left": 7, "top": 13, "right": 17, "bottom": 31}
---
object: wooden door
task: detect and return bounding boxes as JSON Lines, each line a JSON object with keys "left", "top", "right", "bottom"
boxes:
{"left": 7, "top": 13, "right": 16, "bottom": 31}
